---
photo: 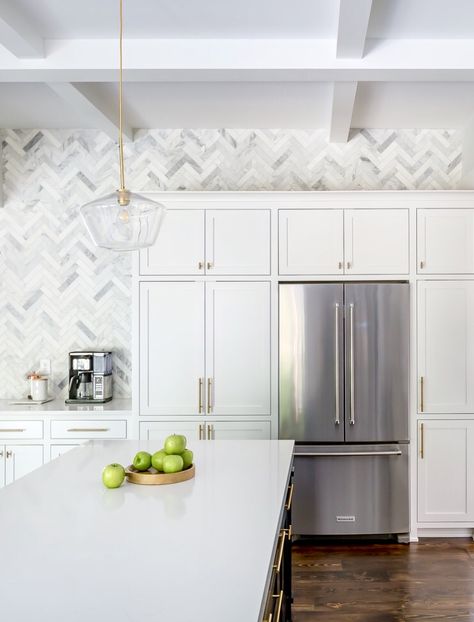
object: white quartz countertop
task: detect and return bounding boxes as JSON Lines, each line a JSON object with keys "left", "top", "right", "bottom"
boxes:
{"left": 0, "top": 439, "right": 294, "bottom": 622}
{"left": 0, "top": 397, "right": 133, "bottom": 416}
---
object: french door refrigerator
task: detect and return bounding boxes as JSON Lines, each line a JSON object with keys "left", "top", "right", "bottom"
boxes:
{"left": 279, "top": 282, "right": 409, "bottom": 536}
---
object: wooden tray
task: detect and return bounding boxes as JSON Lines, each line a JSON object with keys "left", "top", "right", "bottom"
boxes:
{"left": 125, "top": 464, "right": 195, "bottom": 485}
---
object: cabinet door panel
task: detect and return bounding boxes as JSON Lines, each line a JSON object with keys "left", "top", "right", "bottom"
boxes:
{"left": 206, "top": 210, "right": 270, "bottom": 275}
{"left": 5, "top": 445, "right": 43, "bottom": 485}
{"left": 418, "top": 420, "right": 474, "bottom": 522}
{"left": 279, "top": 209, "right": 344, "bottom": 275}
{"left": 50, "top": 445, "right": 80, "bottom": 461}
{"left": 140, "top": 282, "right": 205, "bottom": 415}
{"left": 418, "top": 281, "right": 474, "bottom": 413}
{"left": 418, "top": 209, "right": 474, "bottom": 274}
{"left": 139, "top": 421, "right": 202, "bottom": 442}
{"left": 207, "top": 421, "right": 271, "bottom": 440}
{"left": 206, "top": 282, "right": 271, "bottom": 416}
{"left": 140, "top": 209, "right": 205, "bottom": 275}
{"left": 345, "top": 209, "right": 409, "bottom": 274}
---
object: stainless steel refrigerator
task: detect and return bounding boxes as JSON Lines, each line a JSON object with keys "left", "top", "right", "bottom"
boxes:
{"left": 279, "top": 282, "right": 409, "bottom": 536}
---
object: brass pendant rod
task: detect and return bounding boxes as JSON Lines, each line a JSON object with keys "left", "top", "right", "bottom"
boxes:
{"left": 118, "top": 0, "right": 126, "bottom": 192}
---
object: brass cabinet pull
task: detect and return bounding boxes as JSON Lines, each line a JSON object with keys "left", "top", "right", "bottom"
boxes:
{"left": 0, "top": 451, "right": 3, "bottom": 458}
{"left": 207, "top": 261, "right": 213, "bottom": 270}
{"left": 273, "top": 529, "right": 286, "bottom": 574}
{"left": 272, "top": 591, "right": 284, "bottom": 622}
{"left": 287, "top": 524, "right": 292, "bottom": 540}
{"left": 347, "top": 261, "right": 351, "bottom": 269}
{"left": 198, "top": 261, "right": 204, "bottom": 270}
{"left": 420, "top": 423, "right": 424, "bottom": 459}
{"left": 420, "top": 260, "right": 425, "bottom": 270}
{"left": 207, "top": 378, "right": 213, "bottom": 414}
{"left": 0, "top": 429, "right": 25, "bottom": 433}
{"left": 198, "top": 378, "right": 203, "bottom": 413}
{"left": 6, "top": 450, "right": 12, "bottom": 459}
{"left": 420, "top": 377, "right": 424, "bottom": 412}
{"left": 198, "top": 424, "right": 204, "bottom": 440}
{"left": 67, "top": 428, "right": 110, "bottom": 432}
{"left": 285, "top": 483, "right": 294, "bottom": 511}
{"left": 207, "top": 424, "right": 214, "bottom": 440}
{"left": 338, "top": 261, "right": 343, "bottom": 270}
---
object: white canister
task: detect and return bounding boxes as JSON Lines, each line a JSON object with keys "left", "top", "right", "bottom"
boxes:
{"left": 29, "top": 375, "right": 48, "bottom": 401}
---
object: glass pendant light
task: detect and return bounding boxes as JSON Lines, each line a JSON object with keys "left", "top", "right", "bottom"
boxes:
{"left": 80, "top": 0, "right": 165, "bottom": 251}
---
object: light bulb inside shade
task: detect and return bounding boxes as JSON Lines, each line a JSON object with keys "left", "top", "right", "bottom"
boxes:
{"left": 80, "top": 190, "right": 165, "bottom": 251}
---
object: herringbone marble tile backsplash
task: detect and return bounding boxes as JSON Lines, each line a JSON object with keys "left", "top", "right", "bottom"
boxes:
{"left": 0, "top": 128, "right": 462, "bottom": 399}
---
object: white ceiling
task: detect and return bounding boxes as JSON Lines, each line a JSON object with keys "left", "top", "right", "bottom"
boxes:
{"left": 0, "top": 0, "right": 474, "bottom": 137}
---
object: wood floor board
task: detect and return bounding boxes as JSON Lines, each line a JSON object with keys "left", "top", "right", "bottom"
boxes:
{"left": 292, "top": 539, "right": 474, "bottom": 622}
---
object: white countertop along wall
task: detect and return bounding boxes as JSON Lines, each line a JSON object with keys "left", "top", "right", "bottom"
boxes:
{"left": 0, "top": 398, "right": 133, "bottom": 417}
{"left": 0, "top": 439, "right": 294, "bottom": 622}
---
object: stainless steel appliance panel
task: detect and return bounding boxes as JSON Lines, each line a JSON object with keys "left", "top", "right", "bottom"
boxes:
{"left": 292, "top": 444, "right": 409, "bottom": 535}
{"left": 279, "top": 284, "right": 344, "bottom": 442}
{"left": 344, "top": 283, "right": 409, "bottom": 443}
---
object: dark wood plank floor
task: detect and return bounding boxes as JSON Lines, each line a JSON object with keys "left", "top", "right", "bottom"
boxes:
{"left": 292, "top": 539, "right": 474, "bottom": 621}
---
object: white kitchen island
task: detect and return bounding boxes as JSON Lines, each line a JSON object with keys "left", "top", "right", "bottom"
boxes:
{"left": 0, "top": 439, "right": 294, "bottom": 622}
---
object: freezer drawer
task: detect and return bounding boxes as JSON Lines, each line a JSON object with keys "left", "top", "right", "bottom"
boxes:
{"left": 293, "top": 444, "right": 409, "bottom": 535}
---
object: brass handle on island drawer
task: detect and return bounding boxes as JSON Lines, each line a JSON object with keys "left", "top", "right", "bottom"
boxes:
{"left": 273, "top": 529, "right": 286, "bottom": 574}
{"left": 272, "top": 591, "right": 284, "bottom": 622}
{"left": 285, "top": 483, "right": 294, "bottom": 511}
{"left": 67, "top": 428, "right": 110, "bottom": 432}
{"left": 0, "top": 429, "right": 25, "bottom": 433}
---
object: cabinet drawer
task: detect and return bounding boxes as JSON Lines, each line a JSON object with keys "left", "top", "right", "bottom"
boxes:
{"left": 50, "top": 420, "right": 127, "bottom": 439}
{"left": 0, "top": 421, "right": 43, "bottom": 440}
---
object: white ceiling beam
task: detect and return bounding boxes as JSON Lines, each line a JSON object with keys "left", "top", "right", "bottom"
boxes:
{"left": 336, "top": 0, "right": 373, "bottom": 59}
{"left": 329, "top": 82, "right": 358, "bottom": 143}
{"left": 48, "top": 83, "right": 133, "bottom": 142}
{"left": 1, "top": 39, "right": 474, "bottom": 82}
{"left": 0, "top": 0, "right": 43, "bottom": 58}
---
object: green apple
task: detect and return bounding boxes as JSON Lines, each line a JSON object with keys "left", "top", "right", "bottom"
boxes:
{"left": 133, "top": 451, "right": 152, "bottom": 471}
{"left": 151, "top": 449, "right": 167, "bottom": 471}
{"left": 162, "top": 454, "right": 184, "bottom": 473}
{"left": 164, "top": 434, "right": 187, "bottom": 455}
{"left": 102, "top": 463, "right": 125, "bottom": 489}
{"left": 180, "top": 448, "right": 193, "bottom": 469}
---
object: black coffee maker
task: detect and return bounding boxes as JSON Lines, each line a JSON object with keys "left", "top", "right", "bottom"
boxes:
{"left": 66, "top": 351, "right": 113, "bottom": 404}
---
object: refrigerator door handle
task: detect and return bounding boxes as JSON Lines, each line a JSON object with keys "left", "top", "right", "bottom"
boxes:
{"left": 296, "top": 451, "right": 403, "bottom": 457}
{"left": 335, "top": 303, "right": 340, "bottom": 425}
{"left": 349, "top": 302, "right": 355, "bottom": 425}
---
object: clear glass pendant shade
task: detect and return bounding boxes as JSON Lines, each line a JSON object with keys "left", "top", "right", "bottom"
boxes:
{"left": 80, "top": 190, "right": 165, "bottom": 251}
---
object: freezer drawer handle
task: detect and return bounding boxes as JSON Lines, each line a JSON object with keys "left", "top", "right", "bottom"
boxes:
{"left": 296, "top": 450, "right": 402, "bottom": 457}
{"left": 349, "top": 303, "right": 355, "bottom": 425}
{"left": 334, "top": 303, "right": 340, "bottom": 425}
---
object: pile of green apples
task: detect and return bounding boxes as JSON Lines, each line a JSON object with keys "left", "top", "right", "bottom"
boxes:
{"left": 102, "top": 434, "right": 193, "bottom": 489}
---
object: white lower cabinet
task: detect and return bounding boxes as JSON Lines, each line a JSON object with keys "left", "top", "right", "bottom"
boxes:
{"left": 418, "top": 420, "right": 474, "bottom": 523}
{"left": 50, "top": 444, "right": 80, "bottom": 460}
{"left": 140, "top": 420, "right": 271, "bottom": 442}
{"left": 1, "top": 445, "right": 44, "bottom": 487}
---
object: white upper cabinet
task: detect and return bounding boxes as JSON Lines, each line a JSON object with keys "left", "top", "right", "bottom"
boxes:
{"left": 418, "top": 420, "right": 474, "bottom": 522}
{"left": 279, "top": 209, "right": 344, "bottom": 274}
{"left": 140, "top": 282, "right": 205, "bottom": 415}
{"left": 206, "top": 210, "right": 270, "bottom": 275}
{"left": 140, "top": 209, "right": 205, "bottom": 275}
{"left": 344, "top": 209, "right": 409, "bottom": 274}
{"left": 418, "top": 209, "right": 474, "bottom": 274}
{"left": 417, "top": 281, "right": 474, "bottom": 413}
{"left": 140, "top": 208, "right": 270, "bottom": 275}
{"left": 205, "top": 282, "right": 271, "bottom": 416}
